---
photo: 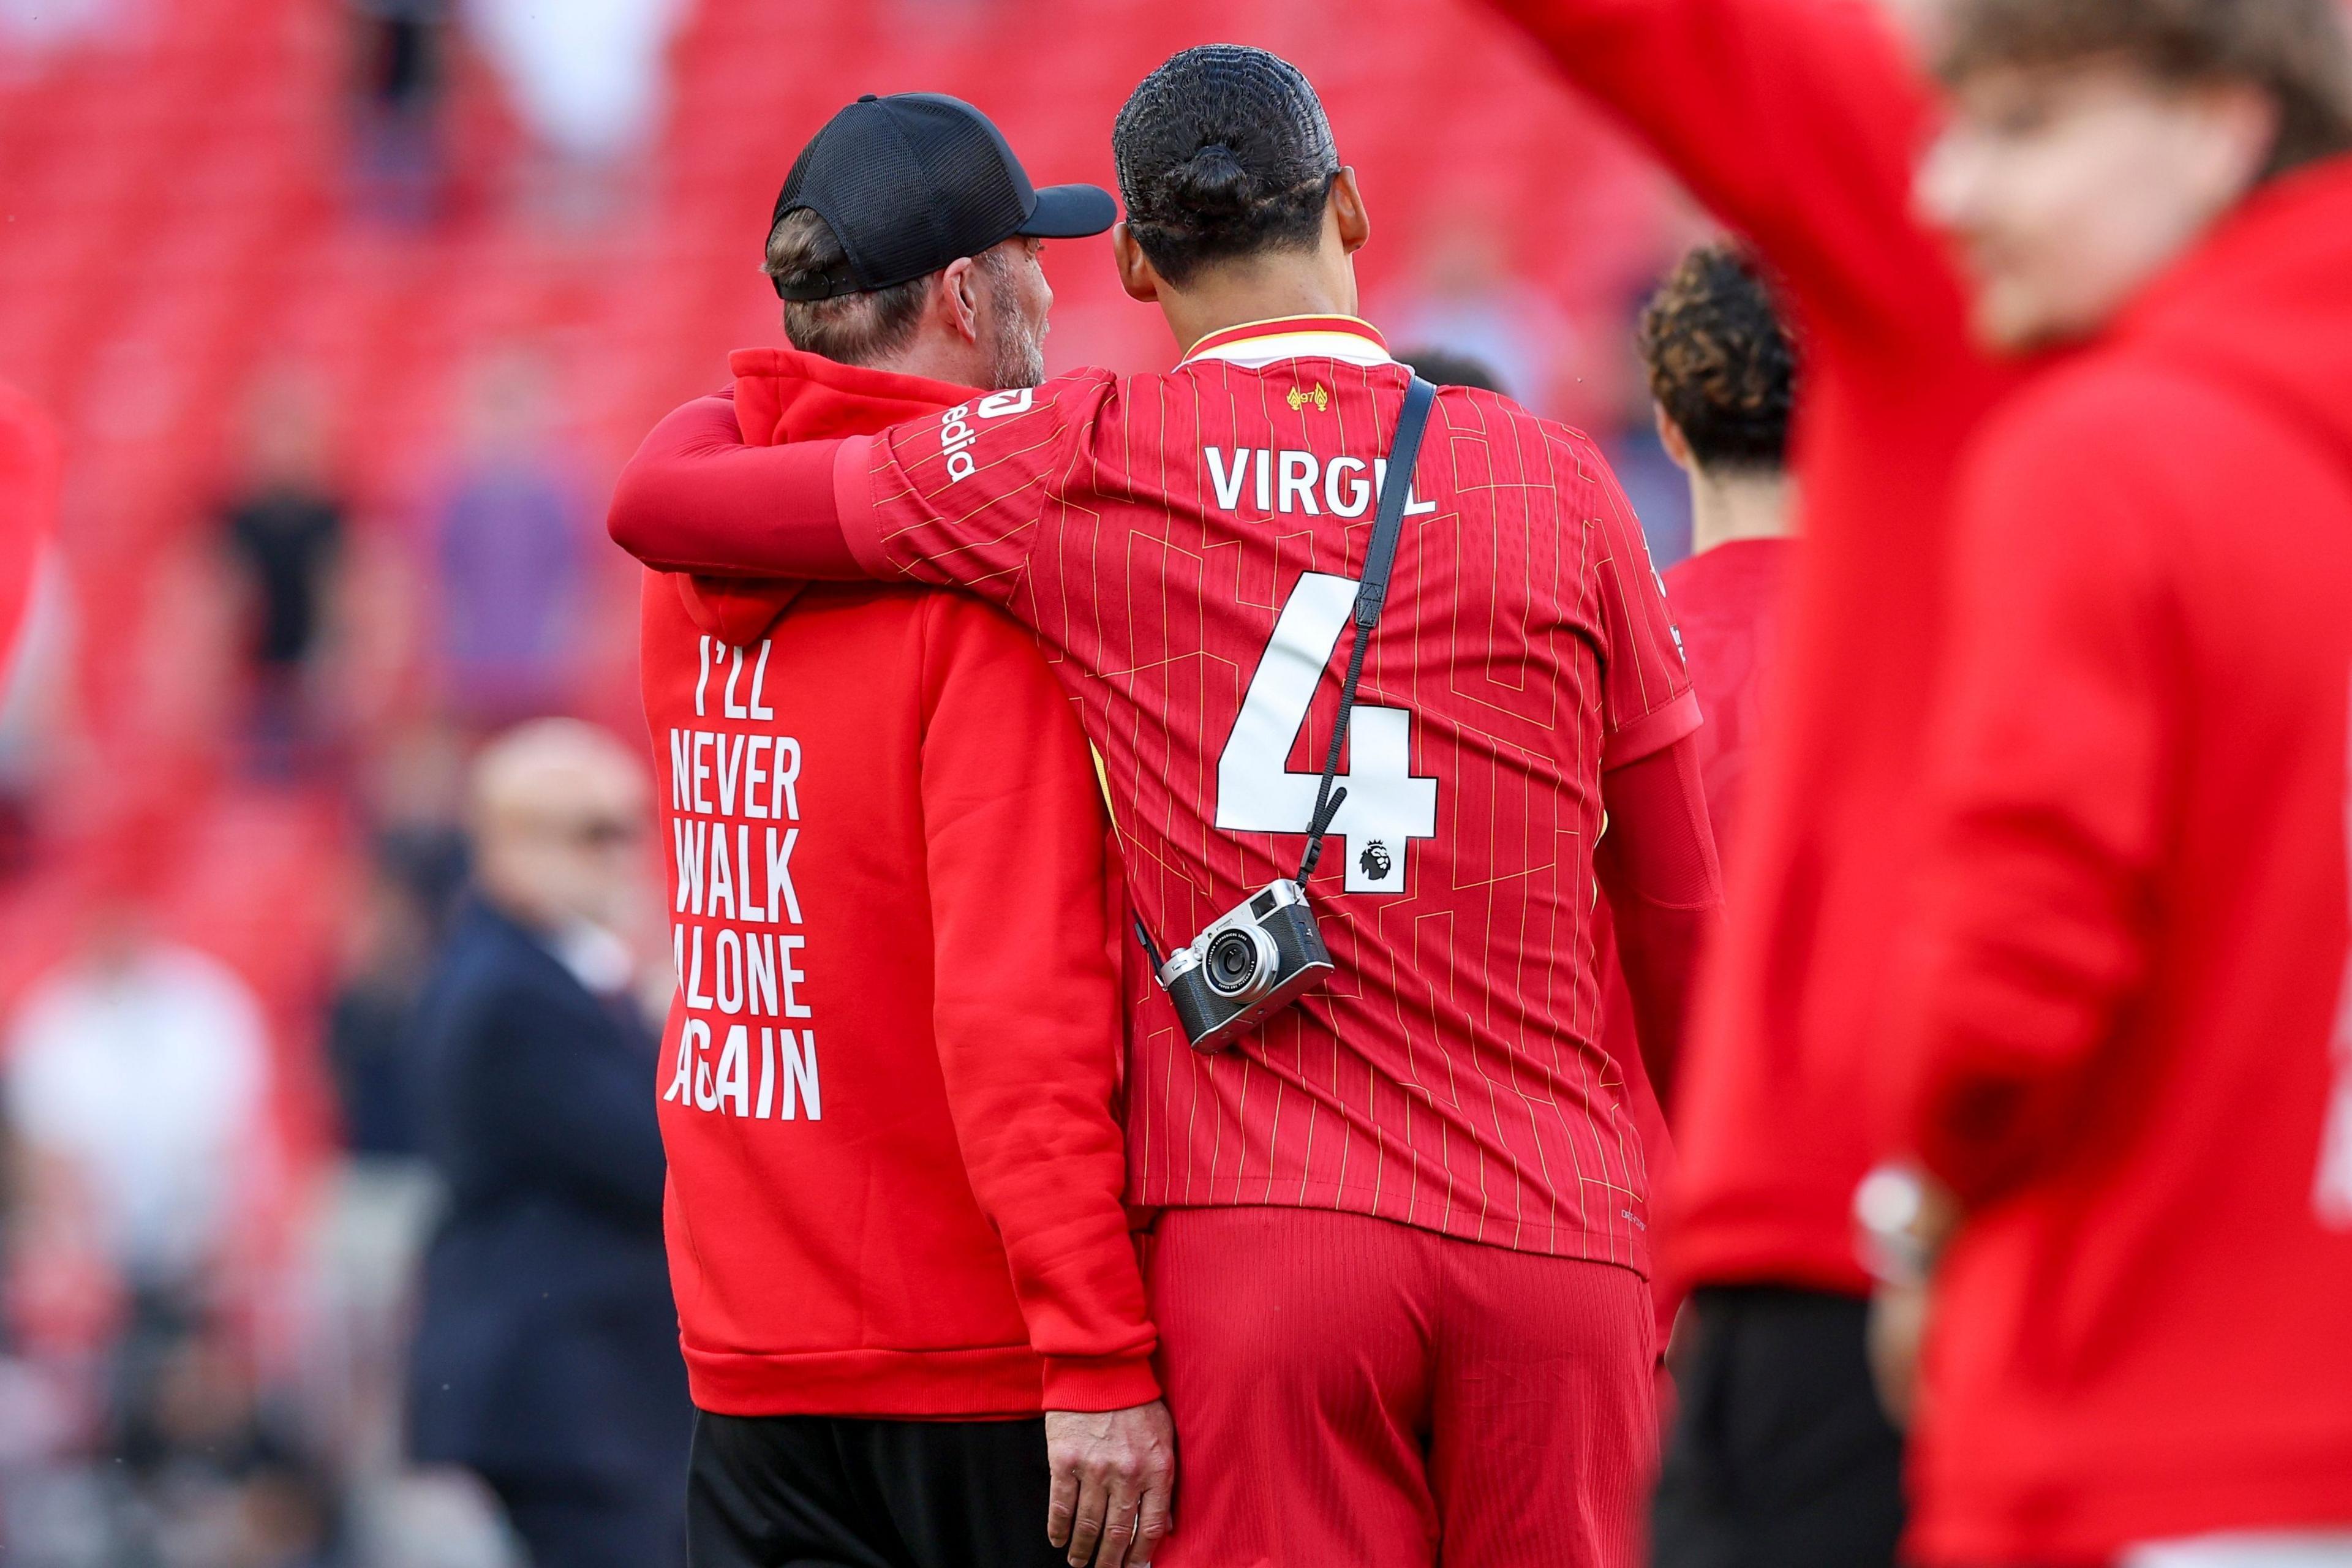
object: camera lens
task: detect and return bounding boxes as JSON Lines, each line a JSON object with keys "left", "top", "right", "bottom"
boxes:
{"left": 1204, "top": 927, "right": 1268, "bottom": 998}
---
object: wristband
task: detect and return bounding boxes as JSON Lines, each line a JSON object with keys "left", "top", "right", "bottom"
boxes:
{"left": 1855, "top": 1163, "right": 1940, "bottom": 1289}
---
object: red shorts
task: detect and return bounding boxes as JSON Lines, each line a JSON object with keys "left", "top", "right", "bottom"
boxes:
{"left": 1147, "top": 1206, "right": 1657, "bottom": 1568}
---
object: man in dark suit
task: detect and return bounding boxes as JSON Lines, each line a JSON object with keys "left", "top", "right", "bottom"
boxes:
{"left": 408, "top": 718, "right": 689, "bottom": 1567}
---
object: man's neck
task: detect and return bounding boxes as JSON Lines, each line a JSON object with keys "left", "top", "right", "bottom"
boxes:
{"left": 1689, "top": 467, "right": 1794, "bottom": 557}
{"left": 864, "top": 334, "right": 988, "bottom": 390}
{"left": 1160, "top": 258, "right": 1359, "bottom": 357}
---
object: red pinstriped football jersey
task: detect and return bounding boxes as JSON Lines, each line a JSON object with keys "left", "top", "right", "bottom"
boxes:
{"left": 842, "top": 317, "right": 1699, "bottom": 1268}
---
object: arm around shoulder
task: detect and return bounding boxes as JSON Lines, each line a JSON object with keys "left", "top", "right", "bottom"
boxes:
{"left": 605, "top": 395, "right": 872, "bottom": 579}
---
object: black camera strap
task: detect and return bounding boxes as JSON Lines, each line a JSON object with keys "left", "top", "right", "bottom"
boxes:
{"left": 1298, "top": 374, "right": 1438, "bottom": 883}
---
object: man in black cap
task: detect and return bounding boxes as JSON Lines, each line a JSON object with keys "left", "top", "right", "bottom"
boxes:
{"left": 760, "top": 91, "right": 1115, "bottom": 390}
{"left": 630, "top": 94, "right": 1174, "bottom": 1568}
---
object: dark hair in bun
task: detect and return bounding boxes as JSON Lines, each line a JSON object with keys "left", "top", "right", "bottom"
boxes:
{"left": 1114, "top": 45, "right": 1340, "bottom": 285}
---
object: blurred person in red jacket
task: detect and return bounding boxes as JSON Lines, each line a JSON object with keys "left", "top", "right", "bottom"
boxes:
{"left": 1640, "top": 244, "right": 1799, "bottom": 851}
{"left": 1486, "top": 3, "right": 2041, "bottom": 1561}
{"left": 639, "top": 96, "right": 1174, "bottom": 1568}
{"left": 1856, "top": 2, "right": 2352, "bottom": 1564}
{"left": 1477, "top": 0, "right": 2022, "bottom": 1559}
{"left": 609, "top": 47, "right": 1725, "bottom": 1568}
{"left": 1591, "top": 239, "right": 1802, "bottom": 1419}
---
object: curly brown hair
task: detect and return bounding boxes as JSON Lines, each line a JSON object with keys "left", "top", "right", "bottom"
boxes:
{"left": 1939, "top": 0, "right": 2352, "bottom": 179}
{"left": 1637, "top": 243, "right": 1797, "bottom": 473}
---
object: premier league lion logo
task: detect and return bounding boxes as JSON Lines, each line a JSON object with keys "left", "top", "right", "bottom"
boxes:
{"left": 1359, "top": 840, "right": 1393, "bottom": 883}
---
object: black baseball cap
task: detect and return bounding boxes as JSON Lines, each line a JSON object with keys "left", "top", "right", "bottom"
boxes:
{"left": 769, "top": 92, "right": 1117, "bottom": 301}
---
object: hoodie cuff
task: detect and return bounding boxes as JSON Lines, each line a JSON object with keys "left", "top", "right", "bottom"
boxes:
{"left": 1040, "top": 1351, "right": 1160, "bottom": 1413}
{"left": 830, "top": 434, "right": 892, "bottom": 580}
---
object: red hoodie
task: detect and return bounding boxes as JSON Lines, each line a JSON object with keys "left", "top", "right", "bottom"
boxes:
{"left": 1486, "top": 0, "right": 2024, "bottom": 1296}
{"left": 644, "top": 346, "right": 1158, "bottom": 1419}
{"left": 1891, "top": 159, "right": 2352, "bottom": 1565}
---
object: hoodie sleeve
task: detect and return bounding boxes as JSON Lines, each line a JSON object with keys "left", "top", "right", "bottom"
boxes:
{"left": 1887, "top": 386, "right": 2173, "bottom": 1205}
{"left": 1481, "top": 0, "right": 1949, "bottom": 342}
{"left": 916, "top": 595, "right": 1159, "bottom": 1412}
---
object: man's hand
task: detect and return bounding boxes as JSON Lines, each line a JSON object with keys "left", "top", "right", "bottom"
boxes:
{"left": 1045, "top": 1401, "right": 1176, "bottom": 1568}
{"left": 1868, "top": 1276, "right": 1932, "bottom": 1428}
{"left": 1855, "top": 1166, "right": 1961, "bottom": 1429}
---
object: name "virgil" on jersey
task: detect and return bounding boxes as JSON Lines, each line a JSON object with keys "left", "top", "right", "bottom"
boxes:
{"left": 1202, "top": 447, "right": 1439, "bottom": 519}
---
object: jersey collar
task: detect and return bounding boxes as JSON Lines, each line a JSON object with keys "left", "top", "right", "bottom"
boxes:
{"left": 1179, "top": 314, "right": 1392, "bottom": 370}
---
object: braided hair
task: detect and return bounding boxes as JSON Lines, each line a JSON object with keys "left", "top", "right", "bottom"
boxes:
{"left": 1113, "top": 45, "right": 1341, "bottom": 285}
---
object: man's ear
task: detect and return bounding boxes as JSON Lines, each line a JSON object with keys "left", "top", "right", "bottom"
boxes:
{"left": 1654, "top": 403, "right": 1696, "bottom": 473}
{"left": 2194, "top": 80, "right": 2283, "bottom": 203}
{"left": 938, "top": 255, "right": 984, "bottom": 345}
{"left": 1113, "top": 223, "right": 1162, "bottom": 304}
{"left": 1331, "top": 168, "right": 1370, "bottom": 257}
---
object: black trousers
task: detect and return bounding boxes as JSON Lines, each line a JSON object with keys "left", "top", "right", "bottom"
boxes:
{"left": 687, "top": 1410, "right": 1065, "bottom": 1568}
{"left": 1652, "top": 1286, "right": 1908, "bottom": 1568}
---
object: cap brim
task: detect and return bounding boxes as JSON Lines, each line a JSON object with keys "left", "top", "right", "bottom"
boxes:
{"left": 1020, "top": 183, "right": 1118, "bottom": 238}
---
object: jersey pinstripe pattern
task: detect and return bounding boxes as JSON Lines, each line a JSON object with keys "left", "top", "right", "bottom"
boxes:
{"left": 856, "top": 318, "right": 1698, "bottom": 1268}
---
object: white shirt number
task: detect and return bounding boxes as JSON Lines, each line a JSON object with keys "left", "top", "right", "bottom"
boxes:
{"left": 1215, "top": 573, "right": 1438, "bottom": 894}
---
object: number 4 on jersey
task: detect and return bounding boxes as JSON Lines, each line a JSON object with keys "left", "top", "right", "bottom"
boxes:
{"left": 1216, "top": 572, "right": 1438, "bottom": 894}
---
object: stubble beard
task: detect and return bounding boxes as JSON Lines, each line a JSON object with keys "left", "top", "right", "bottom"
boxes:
{"left": 986, "top": 288, "right": 1048, "bottom": 390}
{"left": 987, "top": 310, "right": 1044, "bottom": 388}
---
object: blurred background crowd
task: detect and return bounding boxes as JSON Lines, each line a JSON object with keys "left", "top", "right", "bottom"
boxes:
{"left": 0, "top": 1, "right": 1703, "bottom": 1562}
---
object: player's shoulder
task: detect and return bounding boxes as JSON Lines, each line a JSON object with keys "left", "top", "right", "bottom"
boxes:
{"left": 1665, "top": 535, "right": 1797, "bottom": 608}
{"left": 1427, "top": 381, "right": 1618, "bottom": 477}
{"left": 1027, "top": 365, "right": 1120, "bottom": 419}
{"left": 889, "top": 368, "right": 1117, "bottom": 489}
{"left": 930, "top": 366, "right": 1118, "bottom": 440}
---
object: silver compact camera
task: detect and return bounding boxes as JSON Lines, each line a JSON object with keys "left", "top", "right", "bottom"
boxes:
{"left": 1159, "top": 880, "right": 1336, "bottom": 1054}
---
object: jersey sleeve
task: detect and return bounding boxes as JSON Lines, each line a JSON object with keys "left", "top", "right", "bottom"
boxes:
{"left": 848, "top": 368, "right": 1118, "bottom": 606}
{"left": 1593, "top": 461, "right": 1704, "bottom": 770}
{"left": 606, "top": 396, "right": 866, "bottom": 579}
{"left": 1597, "top": 733, "right": 1725, "bottom": 1107}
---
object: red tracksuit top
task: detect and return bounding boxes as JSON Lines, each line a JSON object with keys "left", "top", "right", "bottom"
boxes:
{"left": 1487, "top": 0, "right": 2025, "bottom": 1295}
{"left": 641, "top": 347, "right": 1157, "bottom": 1419}
{"left": 1890, "top": 160, "right": 2352, "bottom": 1566}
